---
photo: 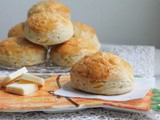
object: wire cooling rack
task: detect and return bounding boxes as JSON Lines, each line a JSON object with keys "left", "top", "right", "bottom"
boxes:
{"left": 0, "top": 60, "right": 71, "bottom": 76}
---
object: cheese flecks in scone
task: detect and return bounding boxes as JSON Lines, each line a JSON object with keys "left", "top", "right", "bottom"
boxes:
{"left": 28, "top": 0, "right": 71, "bottom": 19}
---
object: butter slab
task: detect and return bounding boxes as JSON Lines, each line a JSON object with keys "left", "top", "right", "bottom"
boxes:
{"left": 0, "top": 67, "right": 28, "bottom": 86}
{"left": 21, "top": 74, "right": 45, "bottom": 86}
{"left": 6, "top": 80, "right": 38, "bottom": 96}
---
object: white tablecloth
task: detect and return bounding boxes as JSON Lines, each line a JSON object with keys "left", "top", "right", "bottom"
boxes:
{"left": 0, "top": 45, "right": 159, "bottom": 120}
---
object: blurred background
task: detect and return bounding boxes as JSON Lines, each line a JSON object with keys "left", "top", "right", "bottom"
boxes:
{"left": 0, "top": 0, "right": 160, "bottom": 48}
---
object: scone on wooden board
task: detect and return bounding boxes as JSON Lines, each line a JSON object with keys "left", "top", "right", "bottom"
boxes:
{"left": 24, "top": 12, "right": 74, "bottom": 46}
{"left": 73, "top": 22, "right": 101, "bottom": 50}
{"left": 70, "top": 52, "right": 134, "bottom": 95}
{"left": 50, "top": 36, "right": 98, "bottom": 67}
{"left": 8, "top": 22, "right": 24, "bottom": 38}
{"left": 28, "top": 0, "right": 71, "bottom": 19}
{"left": 0, "top": 37, "right": 47, "bottom": 67}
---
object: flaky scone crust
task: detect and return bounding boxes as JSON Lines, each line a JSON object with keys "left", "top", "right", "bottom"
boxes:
{"left": 28, "top": 0, "right": 71, "bottom": 19}
{"left": 8, "top": 22, "right": 24, "bottom": 38}
{"left": 71, "top": 52, "right": 133, "bottom": 81}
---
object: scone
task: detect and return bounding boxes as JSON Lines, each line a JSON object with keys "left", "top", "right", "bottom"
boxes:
{"left": 71, "top": 52, "right": 134, "bottom": 95}
{"left": 8, "top": 22, "right": 24, "bottom": 38}
{"left": 50, "top": 36, "right": 98, "bottom": 67}
{"left": 24, "top": 12, "right": 74, "bottom": 46}
{"left": 73, "top": 22, "right": 101, "bottom": 50}
{"left": 28, "top": 0, "right": 71, "bottom": 19}
{"left": 0, "top": 37, "right": 47, "bottom": 67}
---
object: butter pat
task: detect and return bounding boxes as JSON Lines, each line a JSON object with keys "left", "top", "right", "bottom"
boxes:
{"left": 0, "top": 67, "right": 28, "bottom": 86}
{"left": 6, "top": 80, "right": 38, "bottom": 95}
{"left": 21, "top": 74, "right": 45, "bottom": 86}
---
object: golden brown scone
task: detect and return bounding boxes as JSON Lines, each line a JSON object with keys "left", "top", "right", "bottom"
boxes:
{"left": 50, "top": 36, "right": 98, "bottom": 67}
{"left": 28, "top": 0, "right": 71, "bottom": 19}
{"left": 71, "top": 52, "right": 134, "bottom": 95}
{"left": 0, "top": 37, "right": 47, "bottom": 67}
{"left": 8, "top": 23, "right": 24, "bottom": 38}
{"left": 73, "top": 22, "right": 101, "bottom": 50}
{"left": 24, "top": 12, "right": 74, "bottom": 46}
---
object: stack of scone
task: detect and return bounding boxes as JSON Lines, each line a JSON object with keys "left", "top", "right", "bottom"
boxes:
{"left": 0, "top": 0, "right": 100, "bottom": 67}
{"left": 1, "top": 0, "right": 134, "bottom": 96}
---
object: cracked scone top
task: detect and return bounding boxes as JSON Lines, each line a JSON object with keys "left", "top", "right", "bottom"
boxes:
{"left": 24, "top": 12, "right": 73, "bottom": 46}
{"left": 28, "top": 0, "right": 71, "bottom": 19}
{"left": 71, "top": 52, "right": 134, "bottom": 95}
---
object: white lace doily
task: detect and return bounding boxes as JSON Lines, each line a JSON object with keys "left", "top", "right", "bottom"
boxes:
{"left": 0, "top": 45, "right": 158, "bottom": 120}
{"left": 0, "top": 108, "right": 160, "bottom": 120}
